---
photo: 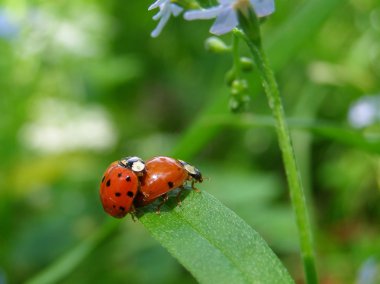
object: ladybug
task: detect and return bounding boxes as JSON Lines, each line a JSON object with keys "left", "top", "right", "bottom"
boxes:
{"left": 99, "top": 157, "right": 145, "bottom": 218}
{"left": 134, "top": 156, "right": 203, "bottom": 209}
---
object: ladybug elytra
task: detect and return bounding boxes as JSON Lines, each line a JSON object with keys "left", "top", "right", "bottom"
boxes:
{"left": 99, "top": 157, "right": 145, "bottom": 218}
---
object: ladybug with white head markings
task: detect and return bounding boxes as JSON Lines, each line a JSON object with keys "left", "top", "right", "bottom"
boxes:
{"left": 133, "top": 156, "right": 203, "bottom": 211}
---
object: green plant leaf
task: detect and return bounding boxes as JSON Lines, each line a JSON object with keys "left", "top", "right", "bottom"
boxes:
{"left": 202, "top": 114, "right": 380, "bottom": 155}
{"left": 138, "top": 190, "right": 294, "bottom": 284}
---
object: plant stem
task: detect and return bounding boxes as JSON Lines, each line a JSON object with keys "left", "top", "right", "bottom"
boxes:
{"left": 235, "top": 30, "right": 318, "bottom": 284}
{"left": 232, "top": 33, "right": 241, "bottom": 77}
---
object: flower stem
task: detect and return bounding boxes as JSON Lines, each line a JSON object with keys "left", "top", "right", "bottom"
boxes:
{"left": 235, "top": 29, "right": 318, "bottom": 284}
{"left": 232, "top": 33, "right": 241, "bottom": 77}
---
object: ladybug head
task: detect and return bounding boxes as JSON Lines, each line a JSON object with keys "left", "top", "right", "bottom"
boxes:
{"left": 119, "top": 156, "right": 146, "bottom": 175}
{"left": 179, "top": 160, "right": 203, "bottom": 183}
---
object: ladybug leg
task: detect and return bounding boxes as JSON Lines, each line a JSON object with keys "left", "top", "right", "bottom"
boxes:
{"left": 130, "top": 205, "right": 137, "bottom": 222}
{"left": 176, "top": 187, "right": 184, "bottom": 206}
{"left": 130, "top": 212, "right": 137, "bottom": 222}
{"left": 156, "top": 193, "right": 169, "bottom": 214}
{"left": 191, "top": 180, "right": 201, "bottom": 193}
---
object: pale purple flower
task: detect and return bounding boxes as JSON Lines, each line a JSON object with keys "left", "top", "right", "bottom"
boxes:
{"left": 149, "top": 0, "right": 183, "bottom": 38}
{"left": 184, "top": 0, "right": 275, "bottom": 35}
{"left": 0, "top": 9, "right": 19, "bottom": 39}
{"left": 348, "top": 95, "right": 380, "bottom": 128}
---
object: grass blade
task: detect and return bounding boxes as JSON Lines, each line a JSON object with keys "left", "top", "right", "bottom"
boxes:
{"left": 202, "top": 114, "right": 380, "bottom": 154}
{"left": 25, "top": 219, "right": 120, "bottom": 284}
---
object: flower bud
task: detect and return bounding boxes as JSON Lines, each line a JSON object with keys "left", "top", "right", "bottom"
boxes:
{"left": 229, "top": 95, "right": 250, "bottom": 113}
{"left": 231, "top": 79, "right": 248, "bottom": 95}
{"left": 225, "top": 69, "right": 237, "bottom": 86}
{"left": 240, "top": 57, "right": 254, "bottom": 72}
{"left": 205, "top": 37, "right": 230, "bottom": 53}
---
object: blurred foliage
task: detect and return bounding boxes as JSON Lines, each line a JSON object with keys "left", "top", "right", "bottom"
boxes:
{"left": 0, "top": 0, "right": 380, "bottom": 283}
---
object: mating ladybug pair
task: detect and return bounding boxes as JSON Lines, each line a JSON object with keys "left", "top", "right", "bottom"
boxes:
{"left": 99, "top": 156, "right": 203, "bottom": 218}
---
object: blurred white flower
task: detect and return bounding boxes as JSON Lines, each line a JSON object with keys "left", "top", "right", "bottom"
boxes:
{"left": 184, "top": 0, "right": 275, "bottom": 35}
{"left": 18, "top": 7, "right": 107, "bottom": 58}
{"left": 348, "top": 95, "right": 380, "bottom": 128}
{"left": 149, "top": 0, "right": 183, "bottom": 37}
{"left": 20, "top": 99, "right": 117, "bottom": 153}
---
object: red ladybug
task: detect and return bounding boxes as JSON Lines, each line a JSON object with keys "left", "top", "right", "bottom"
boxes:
{"left": 134, "top": 156, "right": 203, "bottom": 209}
{"left": 99, "top": 157, "right": 145, "bottom": 218}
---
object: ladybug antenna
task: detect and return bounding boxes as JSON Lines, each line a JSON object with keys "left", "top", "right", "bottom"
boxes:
{"left": 178, "top": 159, "right": 203, "bottom": 183}
{"left": 119, "top": 156, "right": 146, "bottom": 174}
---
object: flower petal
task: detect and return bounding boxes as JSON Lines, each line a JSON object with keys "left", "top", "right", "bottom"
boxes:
{"left": 151, "top": 7, "right": 172, "bottom": 37}
{"left": 152, "top": 8, "right": 165, "bottom": 20}
{"left": 150, "top": 2, "right": 182, "bottom": 37}
{"left": 219, "top": 0, "right": 234, "bottom": 5}
{"left": 184, "top": 6, "right": 224, "bottom": 20}
{"left": 170, "top": 4, "right": 183, "bottom": 17}
{"left": 250, "top": 0, "right": 275, "bottom": 17}
{"left": 149, "top": 0, "right": 167, "bottom": 10}
{"left": 210, "top": 8, "right": 238, "bottom": 35}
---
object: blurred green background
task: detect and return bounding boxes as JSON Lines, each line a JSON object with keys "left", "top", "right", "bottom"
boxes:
{"left": 0, "top": 0, "right": 380, "bottom": 283}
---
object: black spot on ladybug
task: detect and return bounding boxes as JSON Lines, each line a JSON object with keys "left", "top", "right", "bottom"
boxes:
{"left": 127, "top": 191, "right": 134, "bottom": 198}
{"left": 102, "top": 176, "right": 105, "bottom": 182}
{"left": 126, "top": 176, "right": 131, "bottom": 182}
{"left": 115, "top": 192, "right": 121, "bottom": 197}
{"left": 106, "top": 179, "right": 111, "bottom": 187}
{"left": 113, "top": 205, "right": 116, "bottom": 208}
{"left": 118, "top": 173, "right": 122, "bottom": 177}
{"left": 119, "top": 206, "right": 125, "bottom": 211}
{"left": 168, "top": 181, "right": 174, "bottom": 189}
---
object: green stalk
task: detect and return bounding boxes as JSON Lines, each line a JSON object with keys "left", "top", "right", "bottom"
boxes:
{"left": 235, "top": 5, "right": 318, "bottom": 284}
{"left": 232, "top": 34, "right": 241, "bottom": 77}
{"left": 247, "top": 33, "right": 318, "bottom": 284}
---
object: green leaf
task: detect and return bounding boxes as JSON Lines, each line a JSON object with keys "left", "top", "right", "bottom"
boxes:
{"left": 202, "top": 114, "right": 380, "bottom": 155}
{"left": 138, "top": 191, "right": 294, "bottom": 284}
{"left": 306, "top": 125, "right": 380, "bottom": 154}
